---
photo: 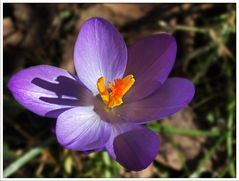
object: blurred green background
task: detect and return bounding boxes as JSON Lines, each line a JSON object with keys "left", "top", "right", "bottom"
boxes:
{"left": 3, "top": 3, "right": 236, "bottom": 178}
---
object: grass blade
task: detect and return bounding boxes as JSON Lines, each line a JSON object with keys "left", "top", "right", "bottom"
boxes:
{"left": 3, "top": 137, "right": 54, "bottom": 178}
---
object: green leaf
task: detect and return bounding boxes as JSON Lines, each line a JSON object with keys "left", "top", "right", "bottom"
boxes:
{"left": 3, "top": 137, "right": 54, "bottom": 178}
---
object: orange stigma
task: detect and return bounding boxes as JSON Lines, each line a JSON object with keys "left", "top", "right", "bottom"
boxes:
{"left": 97, "top": 75, "right": 135, "bottom": 109}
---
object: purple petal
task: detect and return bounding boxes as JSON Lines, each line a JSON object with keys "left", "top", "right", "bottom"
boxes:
{"left": 118, "top": 78, "right": 195, "bottom": 124}
{"left": 56, "top": 107, "right": 111, "bottom": 151}
{"left": 7, "top": 65, "right": 93, "bottom": 118}
{"left": 124, "top": 34, "right": 177, "bottom": 102}
{"left": 74, "top": 17, "right": 127, "bottom": 94}
{"left": 113, "top": 127, "right": 160, "bottom": 171}
{"left": 105, "top": 122, "right": 139, "bottom": 159}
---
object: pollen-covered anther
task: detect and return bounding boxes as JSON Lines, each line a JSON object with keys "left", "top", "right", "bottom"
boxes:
{"left": 97, "top": 75, "right": 135, "bottom": 108}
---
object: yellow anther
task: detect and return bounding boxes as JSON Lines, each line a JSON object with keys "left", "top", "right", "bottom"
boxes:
{"left": 97, "top": 77, "right": 109, "bottom": 105}
{"left": 97, "top": 75, "right": 135, "bottom": 109}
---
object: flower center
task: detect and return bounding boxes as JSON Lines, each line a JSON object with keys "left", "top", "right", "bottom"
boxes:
{"left": 97, "top": 75, "right": 135, "bottom": 109}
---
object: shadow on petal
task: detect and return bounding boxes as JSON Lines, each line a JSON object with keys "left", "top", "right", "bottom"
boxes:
{"left": 8, "top": 65, "right": 95, "bottom": 118}
{"left": 31, "top": 75, "right": 94, "bottom": 117}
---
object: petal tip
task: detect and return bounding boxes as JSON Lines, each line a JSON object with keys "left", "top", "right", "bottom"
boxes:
{"left": 113, "top": 128, "right": 160, "bottom": 171}
{"left": 183, "top": 78, "right": 195, "bottom": 103}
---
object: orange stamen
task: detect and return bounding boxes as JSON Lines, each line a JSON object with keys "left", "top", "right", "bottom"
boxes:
{"left": 97, "top": 75, "right": 135, "bottom": 108}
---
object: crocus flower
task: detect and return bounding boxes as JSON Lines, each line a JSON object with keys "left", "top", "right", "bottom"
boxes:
{"left": 8, "top": 17, "right": 195, "bottom": 171}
